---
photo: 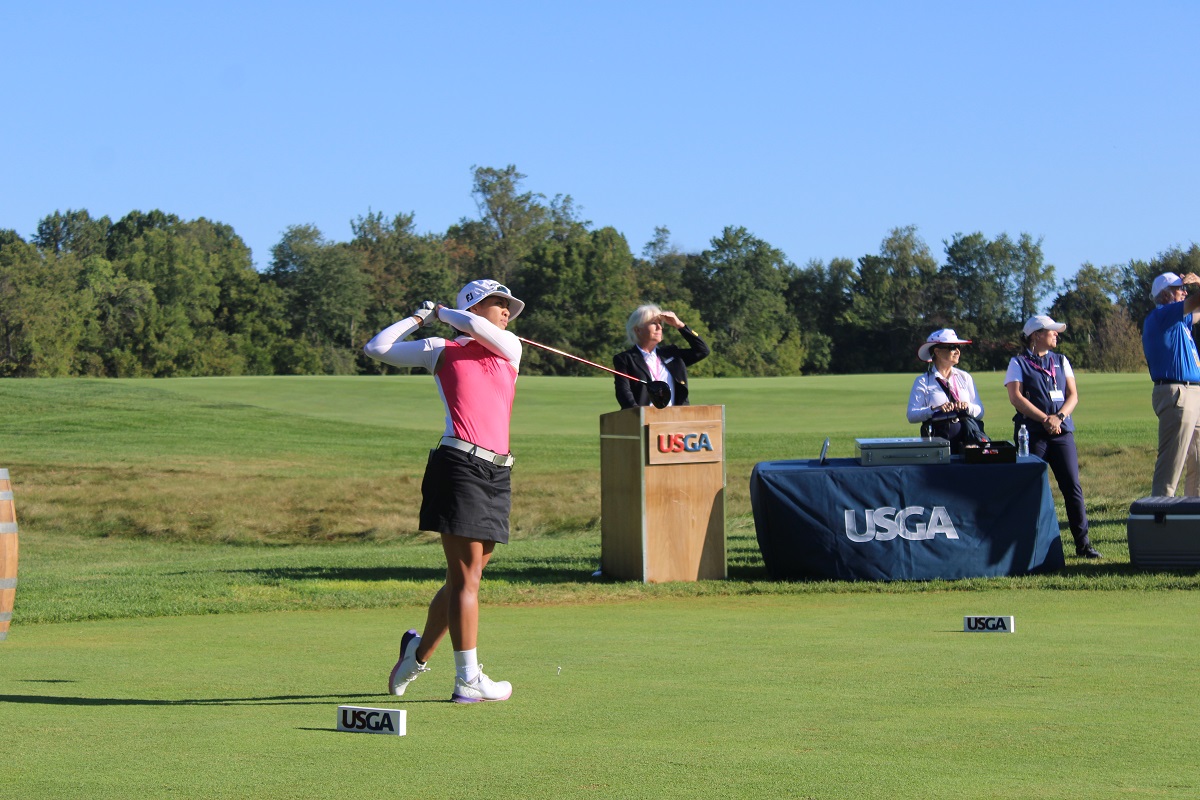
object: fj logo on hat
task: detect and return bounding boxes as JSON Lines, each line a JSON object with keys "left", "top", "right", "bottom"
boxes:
{"left": 456, "top": 279, "right": 525, "bottom": 320}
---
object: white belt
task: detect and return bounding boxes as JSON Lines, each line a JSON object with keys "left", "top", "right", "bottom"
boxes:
{"left": 439, "top": 436, "right": 515, "bottom": 468}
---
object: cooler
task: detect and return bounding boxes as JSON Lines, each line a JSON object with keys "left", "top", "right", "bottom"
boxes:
{"left": 855, "top": 437, "right": 950, "bottom": 466}
{"left": 1127, "top": 496, "right": 1200, "bottom": 569}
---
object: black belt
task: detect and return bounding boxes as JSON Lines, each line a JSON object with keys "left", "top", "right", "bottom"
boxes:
{"left": 1154, "top": 380, "right": 1200, "bottom": 387}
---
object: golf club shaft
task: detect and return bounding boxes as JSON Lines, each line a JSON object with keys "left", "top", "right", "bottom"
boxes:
{"left": 517, "top": 337, "right": 647, "bottom": 384}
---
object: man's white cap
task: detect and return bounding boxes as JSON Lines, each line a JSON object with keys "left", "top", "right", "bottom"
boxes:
{"left": 1022, "top": 315, "right": 1067, "bottom": 337}
{"left": 917, "top": 329, "right": 972, "bottom": 362}
{"left": 1151, "top": 272, "right": 1183, "bottom": 301}
{"left": 456, "top": 279, "right": 525, "bottom": 320}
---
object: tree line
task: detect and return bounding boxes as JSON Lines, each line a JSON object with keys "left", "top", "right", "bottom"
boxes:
{"left": 1, "top": 165, "right": 1194, "bottom": 379}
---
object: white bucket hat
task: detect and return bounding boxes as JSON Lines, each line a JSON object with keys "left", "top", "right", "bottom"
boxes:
{"left": 1022, "top": 315, "right": 1067, "bottom": 337}
{"left": 917, "top": 329, "right": 971, "bottom": 362}
{"left": 456, "top": 279, "right": 525, "bottom": 320}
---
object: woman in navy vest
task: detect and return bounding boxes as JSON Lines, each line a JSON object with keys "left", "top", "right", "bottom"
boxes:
{"left": 1005, "top": 315, "right": 1100, "bottom": 559}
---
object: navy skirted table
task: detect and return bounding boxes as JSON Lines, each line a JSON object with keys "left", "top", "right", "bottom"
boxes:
{"left": 749, "top": 456, "right": 1065, "bottom": 581}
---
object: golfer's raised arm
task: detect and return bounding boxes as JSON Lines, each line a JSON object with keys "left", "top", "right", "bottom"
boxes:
{"left": 438, "top": 306, "right": 522, "bottom": 368}
{"left": 363, "top": 311, "right": 443, "bottom": 372}
{"left": 1183, "top": 272, "right": 1200, "bottom": 315}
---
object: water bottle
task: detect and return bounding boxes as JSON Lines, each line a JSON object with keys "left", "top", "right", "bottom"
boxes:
{"left": 1017, "top": 424, "right": 1029, "bottom": 457}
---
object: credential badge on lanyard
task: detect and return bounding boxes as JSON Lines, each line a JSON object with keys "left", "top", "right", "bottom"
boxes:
{"left": 1024, "top": 352, "right": 1064, "bottom": 403}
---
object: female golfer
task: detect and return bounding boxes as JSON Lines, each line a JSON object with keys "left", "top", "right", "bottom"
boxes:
{"left": 363, "top": 279, "right": 524, "bottom": 702}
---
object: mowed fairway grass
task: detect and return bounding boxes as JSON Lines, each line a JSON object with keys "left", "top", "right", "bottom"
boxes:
{"left": 2, "top": 373, "right": 1199, "bottom": 799}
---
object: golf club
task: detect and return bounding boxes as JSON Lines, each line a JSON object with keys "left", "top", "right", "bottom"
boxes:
{"left": 517, "top": 337, "right": 672, "bottom": 409}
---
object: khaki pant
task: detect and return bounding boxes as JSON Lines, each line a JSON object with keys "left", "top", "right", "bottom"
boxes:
{"left": 1152, "top": 383, "right": 1200, "bottom": 496}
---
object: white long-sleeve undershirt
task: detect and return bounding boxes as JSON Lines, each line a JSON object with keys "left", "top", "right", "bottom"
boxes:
{"left": 362, "top": 307, "right": 522, "bottom": 371}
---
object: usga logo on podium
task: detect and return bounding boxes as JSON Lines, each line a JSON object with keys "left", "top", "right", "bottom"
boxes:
{"left": 337, "top": 705, "right": 406, "bottom": 736}
{"left": 646, "top": 420, "right": 723, "bottom": 465}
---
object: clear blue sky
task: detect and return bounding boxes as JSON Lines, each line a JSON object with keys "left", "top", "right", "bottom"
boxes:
{"left": 4, "top": 1, "right": 1197, "bottom": 290}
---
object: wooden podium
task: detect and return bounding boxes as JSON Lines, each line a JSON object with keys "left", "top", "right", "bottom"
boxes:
{"left": 599, "top": 405, "right": 726, "bottom": 582}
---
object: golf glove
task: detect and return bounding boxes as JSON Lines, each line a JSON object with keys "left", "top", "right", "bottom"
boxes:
{"left": 413, "top": 301, "right": 437, "bottom": 327}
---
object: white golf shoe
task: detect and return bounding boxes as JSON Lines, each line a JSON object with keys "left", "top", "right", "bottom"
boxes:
{"left": 451, "top": 666, "right": 512, "bottom": 703}
{"left": 387, "top": 629, "right": 429, "bottom": 696}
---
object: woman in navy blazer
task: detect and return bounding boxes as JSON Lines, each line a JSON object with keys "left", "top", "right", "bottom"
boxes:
{"left": 613, "top": 305, "right": 710, "bottom": 408}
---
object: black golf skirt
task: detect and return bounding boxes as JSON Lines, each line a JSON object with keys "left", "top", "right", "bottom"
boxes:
{"left": 418, "top": 445, "right": 512, "bottom": 543}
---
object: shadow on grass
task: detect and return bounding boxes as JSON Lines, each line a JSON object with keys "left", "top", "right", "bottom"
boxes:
{"left": 0, "top": 692, "right": 391, "bottom": 707}
{"left": 166, "top": 536, "right": 1193, "bottom": 588}
{"left": 218, "top": 555, "right": 598, "bottom": 585}
{"left": 1087, "top": 516, "right": 1133, "bottom": 526}
{"left": 1055, "top": 560, "right": 1200, "bottom": 577}
{"left": 728, "top": 564, "right": 771, "bottom": 581}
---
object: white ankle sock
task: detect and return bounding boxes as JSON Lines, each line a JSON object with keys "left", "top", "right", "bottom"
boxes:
{"left": 454, "top": 648, "right": 480, "bottom": 683}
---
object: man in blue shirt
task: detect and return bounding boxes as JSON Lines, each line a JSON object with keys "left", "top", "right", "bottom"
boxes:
{"left": 1143, "top": 271, "right": 1200, "bottom": 495}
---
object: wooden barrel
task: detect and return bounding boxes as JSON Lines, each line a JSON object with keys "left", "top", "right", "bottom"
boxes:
{"left": 0, "top": 468, "right": 17, "bottom": 642}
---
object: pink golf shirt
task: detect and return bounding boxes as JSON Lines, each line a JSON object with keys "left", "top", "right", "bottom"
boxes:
{"left": 362, "top": 306, "right": 521, "bottom": 456}
{"left": 435, "top": 339, "right": 517, "bottom": 455}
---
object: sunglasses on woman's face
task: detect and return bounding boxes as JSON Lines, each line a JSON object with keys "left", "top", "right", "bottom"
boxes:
{"left": 934, "top": 345, "right": 961, "bottom": 352}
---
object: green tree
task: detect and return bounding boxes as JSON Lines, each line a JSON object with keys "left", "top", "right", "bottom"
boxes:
{"left": 1047, "top": 264, "right": 1122, "bottom": 368}
{"left": 1092, "top": 306, "right": 1146, "bottom": 372}
{"left": 1120, "top": 244, "right": 1200, "bottom": 324}
{"left": 33, "top": 209, "right": 111, "bottom": 259}
{"left": 0, "top": 235, "right": 94, "bottom": 376}
{"left": 77, "top": 257, "right": 158, "bottom": 377}
{"left": 105, "top": 209, "right": 182, "bottom": 262}
{"left": 633, "top": 226, "right": 696, "bottom": 310}
{"left": 1011, "top": 233, "right": 1055, "bottom": 321}
{"left": 785, "top": 257, "right": 853, "bottom": 374}
{"left": 446, "top": 165, "right": 556, "bottom": 283}
{"left": 513, "top": 226, "right": 636, "bottom": 375}
{"left": 683, "top": 226, "right": 807, "bottom": 376}
{"left": 350, "top": 210, "right": 459, "bottom": 373}
{"left": 268, "top": 225, "right": 369, "bottom": 373}
{"left": 185, "top": 217, "right": 287, "bottom": 375}
{"left": 66, "top": 212, "right": 287, "bottom": 377}
{"left": 942, "top": 232, "right": 1025, "bottom": 366}
{"left": 119, "top": 226, "right": 218, "bottom": 375}
{"left": 841, "top": 226, "right": 943, "bottom": 373}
